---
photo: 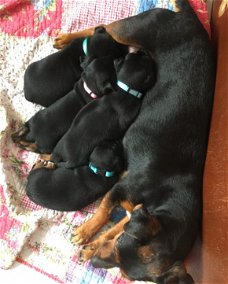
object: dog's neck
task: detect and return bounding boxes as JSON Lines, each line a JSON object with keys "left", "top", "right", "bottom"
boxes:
{"left": 82, "top": 37, "right": 89, "bottom": 55}
{"left": 88, "top": 162, "right": 115, "bottom": 178}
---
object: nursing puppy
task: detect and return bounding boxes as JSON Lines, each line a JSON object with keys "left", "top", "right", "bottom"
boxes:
{"left": 26, "top": 140, "right": 124, "bottom": 211}
{"left": 12, "top": 56, "right": 117, "bottom": 154}
{"left": 24, "top": 26, "right": 127, "bottom": 107}
{"left": 50, "top": 51, "right": 156, "bottom": 168}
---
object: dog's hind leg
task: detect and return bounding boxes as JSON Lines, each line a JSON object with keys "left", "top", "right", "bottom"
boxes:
{"left": 54, "top": 8, "right": 165, "bottom": 50}
{"left": 54, "top": 27, "right": 99, "bottom": 49}
{"left": 11, "top": 125, "right": 40, "bottom": 153}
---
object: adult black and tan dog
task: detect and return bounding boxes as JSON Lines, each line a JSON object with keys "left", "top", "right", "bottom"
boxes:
{"left": 50, "top": 51, "right": 156, "bottom": 168}
{"left": 53, "top": 0, "right": 215, "bottom": 283}
{"left": 26, "top": 140, "right": 124, "bottom": 211}
{"left": 12, "top": 56, "right": 117, "bottom": 154}
{"left": 24, "top": 26, "right": 127, "bottom": 107}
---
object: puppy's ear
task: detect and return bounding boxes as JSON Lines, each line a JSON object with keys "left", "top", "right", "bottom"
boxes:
{"left": 144, "top": 73, "right": 156, "bottom": 89}
{"left": 157, "top": 263, "right": 194, "bottom": 284}
{"left": 103, "top": 82, "right": 116, "bottom": 95}
{"left": 144, "top": 57, "right": 156, "bottom": 88}
{"left": 94, "top": 26, "right": 106, "bottom": 34}
{"left": 114, "top": 58, "right": 124, "bottom": 72}
{"left": 80, "top": 56, "right": 95, "bottom": 70}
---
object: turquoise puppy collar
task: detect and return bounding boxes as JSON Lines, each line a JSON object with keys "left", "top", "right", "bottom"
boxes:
{"left": 82, "top": 37, "right": 88, "bottom": 55}
{"left": 117, "top": 80, "right": 143, "bottom": 99}
{"left": 89, "top": 163, "right": 115, "bottom": 178}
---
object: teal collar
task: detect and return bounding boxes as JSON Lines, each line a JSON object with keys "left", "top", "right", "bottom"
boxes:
{"left": 82, "top": 37, "right": 88, "bottom": 55}
{"left": 117, "top": 80, "right": 143, "bottom": 99}
{"left": 89, "top": 163, "right": 115, "bottom": 178}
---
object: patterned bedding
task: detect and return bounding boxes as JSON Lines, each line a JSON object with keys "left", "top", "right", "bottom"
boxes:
{"left": 0, "top": 1, "right": 210, "bottom": 283}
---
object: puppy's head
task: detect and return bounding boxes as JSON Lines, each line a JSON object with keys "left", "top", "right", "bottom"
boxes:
{"left": 91, "top": 205, "right": 194, "bottom": 284}
{"left": 82, "top": 56, "right": 117, "bottom": 97}
{"left": 116, "top": 51, "right": 156, "bottom": 94}
{"left": 89, "top": 140, "right": 124, "bottom": 175}
{"left": 87, "top": 26, "right": 128, "bottom": 58}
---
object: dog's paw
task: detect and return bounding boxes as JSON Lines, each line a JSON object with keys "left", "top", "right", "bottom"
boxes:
{"left": 71, "top": 224, "right": 95, "bottom": 245}
{"left": 32, "top": 160, "right": 56, "bottom": 170}
{"left": 11, "top": 125, "right": 40, "bottom": 153}
{"left": 11, "top": 125, "right": 29, "bottom": 143}
{"left": 79, "top": 243, "right": 97, "bottom": 262}
{"left": 53, "top": 33, "right": 72, "bottom": 49}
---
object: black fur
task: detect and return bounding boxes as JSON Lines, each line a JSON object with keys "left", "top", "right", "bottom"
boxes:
{"left": 24, "top": 27, "right": 127, "bottom": 107}
{"left": 26, "top": 140, "right": 124, "bottom": 211}
{"left": 13, "top": 56, "right": 117, "bottom": 153}
{"left": 51, "top": 51, "right": 156, "bottom": 167}
{"left": 79, "top": 1, "right": 215, "bottom": 283}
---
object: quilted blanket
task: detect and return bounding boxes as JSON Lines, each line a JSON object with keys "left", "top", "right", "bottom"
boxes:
{"left": 0, "top": 0, "right": 210, "bottom": 283}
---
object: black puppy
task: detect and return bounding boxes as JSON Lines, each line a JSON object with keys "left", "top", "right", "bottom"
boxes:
{"left": 12, "top": 56, "right": 117, "bottom": 154}
{"left": 24, "top": 27, "right": 127, "bottom": 107}
{"left": 26, "top": 140, "right": 124, "bottom": 211}
{"left": 50, "top": 51, "right": 156, "bottom": 168}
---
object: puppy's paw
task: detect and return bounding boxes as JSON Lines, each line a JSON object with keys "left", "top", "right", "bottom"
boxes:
{"left": 11, "top": 125, "right": 40, "bottom": 153}
{"left": 79, "top": 243, "right": 97, "bottom": 262}
{"left": 11, "top": 125, "right": 29, "bottom": 143}
{"left": 53, "top": 33, "right": 72, "bottom": 49}
{"left": 32, "top": 160, "right": 56, "bottom": 170}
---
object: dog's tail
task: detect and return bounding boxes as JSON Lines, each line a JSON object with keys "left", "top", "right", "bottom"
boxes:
{"left": 173, "top": 0, "right": 194, "bottom": 12}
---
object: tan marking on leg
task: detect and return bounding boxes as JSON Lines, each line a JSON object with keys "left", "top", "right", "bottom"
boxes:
{"left": 120, "top": 200, "right": 134, "bottom": 212}
{"left": 32, "top": 160, "right": 56, "bottom": 170}
{"left": 72, "top": 191, "right": 116, "bottom": 245}
{"left": 79, "top": 216, "right": 129, "bottom": 261}
{"left": 39, "top": 154, "right": 52, "bottom": 161}
{"left": 53, "top": 26, "right": 105, "bottom": 49}
{"left": 32, "top": 160, "right": 47, "bottom": 170}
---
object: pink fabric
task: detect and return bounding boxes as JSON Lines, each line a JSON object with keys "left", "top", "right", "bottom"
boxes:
{"left": 0, "top": 0, "right": 62, "bottom": 37}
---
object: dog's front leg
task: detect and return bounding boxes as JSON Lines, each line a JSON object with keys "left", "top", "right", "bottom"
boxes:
{"left": 78, "top": 216, "right": 129, "bottom": 262}
{"left": 71, "top": 191, "right": 117, "bottom": 245}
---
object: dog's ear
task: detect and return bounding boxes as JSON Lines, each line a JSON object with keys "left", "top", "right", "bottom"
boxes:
{"left": 144, "top": 72, "right": 156, "bottom": 89}
{"left": 94, "top": 26, "right": 106, "bottom": 34}
{"left": 157, "top": 263, "right": 194, "bottom": 284}
{"left": 103, "top": 82, "right": 116, "bottom": 95}
{"left": 114, "top": 58, "right": 124, "bottom": 72}
{"left": 80, "top": 56, "right": 95, "bottom": 70}
{"left": 143, "top": 58, "right": 156, "bottom": 88}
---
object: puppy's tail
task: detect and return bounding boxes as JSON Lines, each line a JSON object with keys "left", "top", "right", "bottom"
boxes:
{"left": 173, "top": 0, "right": 194, "bottom": 12}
